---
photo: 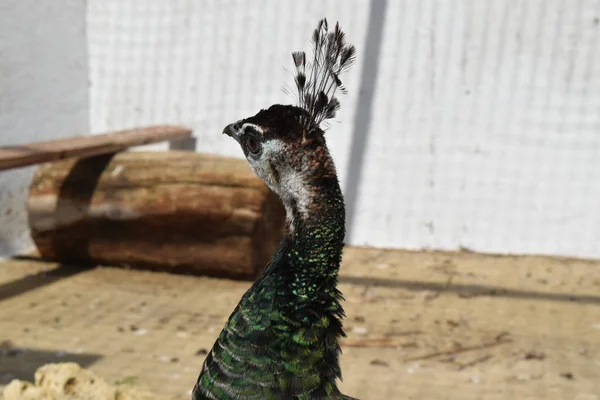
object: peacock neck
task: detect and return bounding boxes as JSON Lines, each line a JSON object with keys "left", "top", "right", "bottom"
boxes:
{"left": 273, "top": 176, "right": 346, "bottom": 297}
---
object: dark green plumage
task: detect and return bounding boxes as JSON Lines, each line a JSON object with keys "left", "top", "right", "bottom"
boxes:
{"left": 193, "top": 183, "right": 354, "bottom": 399}
{"left": 192, "top": 18, "right": 357, "bottom": 400}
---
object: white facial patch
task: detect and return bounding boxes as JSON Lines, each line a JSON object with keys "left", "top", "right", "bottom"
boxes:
{"left": 240, "top": 123, "right": 263, "bottom": 135}
{"left": 245, "top": 139, "right": 311, "bottom": 224}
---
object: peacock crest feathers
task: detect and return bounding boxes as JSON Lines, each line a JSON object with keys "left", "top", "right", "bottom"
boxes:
{"left": 289, "top": 18, "right": 356, "bottom": 136}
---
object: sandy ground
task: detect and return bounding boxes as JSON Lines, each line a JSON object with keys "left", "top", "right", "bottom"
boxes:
{"left": 0, "top": 247, "right": 599, "bottom": 399}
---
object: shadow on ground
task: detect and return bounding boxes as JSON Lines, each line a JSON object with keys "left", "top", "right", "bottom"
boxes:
{"left": 0, "top": 262, "right": 92, "bottom": 303}
{"left": 0, "top": 345, "right": 101, "bottom": 384}
{"left": 340, "top": 275, "right": 600, "bottom": 305}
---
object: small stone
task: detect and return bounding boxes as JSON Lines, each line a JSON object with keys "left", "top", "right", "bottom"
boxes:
{"left": 351, "top": 326, "right": 368, "bottom": 335}
{"left": 560, "top": 372, "right": 574, "bottom": 380}
{"left": 0, "top": 340, "right": 15, "bottom": 349}
{"left": 407, "top": 363, "right": 420, "bottom": 374}
{"left": 446, "top": 319, "right": 460, "bottom": 328}
{"left": 0, "top": 340, "right": 22, "bottom": 357}
{"left": 420, "top": 291, "right": 439, "bottom": 301}
{"left": 524, "top": 351, "right": 545, "bottom": 360}
{"left": 370, "top": 359, "right": 389, "bottom": 367}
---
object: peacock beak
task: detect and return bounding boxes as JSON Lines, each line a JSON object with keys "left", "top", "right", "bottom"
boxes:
{"left": 222, "top": 123, "right": 242, "bottom": 143}
{"left": 222, "top": 124, "right": 235, "bottom": 137}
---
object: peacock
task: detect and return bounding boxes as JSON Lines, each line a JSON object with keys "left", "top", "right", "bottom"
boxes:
{"left": 192, "top": 18, "right": 358, "bottom": 400}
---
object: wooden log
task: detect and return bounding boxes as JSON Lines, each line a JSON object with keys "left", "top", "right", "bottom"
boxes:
{"left": 26, "top": 151, "right": 285, "bottom": 279}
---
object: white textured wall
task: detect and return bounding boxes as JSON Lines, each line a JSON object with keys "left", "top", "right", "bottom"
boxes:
{"left": 355, "top": 0, "right": 600, "bottom": 257}
{"left": 85, "top": 0, "right": 599, "bottom": 259}
{"left": 0, "top": 1, "right": 89, "bottom": 258}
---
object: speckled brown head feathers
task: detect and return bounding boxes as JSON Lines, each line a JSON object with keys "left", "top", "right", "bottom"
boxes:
{"left": 241, "top": 104, "right": 311, "bottom": 142}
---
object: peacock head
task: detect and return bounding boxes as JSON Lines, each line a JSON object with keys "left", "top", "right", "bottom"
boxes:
{"left": 222, "top": 104, "right": 327, "bottom": 195}
{"left": 222, "top": 18, "right": 355, "bottom": 221}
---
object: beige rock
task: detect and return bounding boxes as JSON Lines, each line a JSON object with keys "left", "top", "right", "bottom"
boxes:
{"left": 1, "top": 363, "right": 155, "bottom": 400}
{"left": 2, "top": 380, "right": 48, "bottom": 400}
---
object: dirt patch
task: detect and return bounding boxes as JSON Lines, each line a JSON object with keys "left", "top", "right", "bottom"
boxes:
{"left": 0, "top": 247, "right": 599, "bottom": 399}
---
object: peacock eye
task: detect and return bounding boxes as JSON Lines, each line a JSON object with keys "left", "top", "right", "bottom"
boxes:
{"left": 245, "top": 136, "right": 261, "bottom": 155}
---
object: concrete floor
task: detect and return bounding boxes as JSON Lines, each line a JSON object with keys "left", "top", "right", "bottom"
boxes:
{"left": 1, "top": 247, "right": 599, "bottom": 399}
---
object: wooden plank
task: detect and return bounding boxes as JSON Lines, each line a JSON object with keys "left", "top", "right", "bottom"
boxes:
{"left": 0, "top": 125, "right": 193, "bottom": 171}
